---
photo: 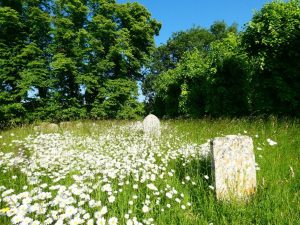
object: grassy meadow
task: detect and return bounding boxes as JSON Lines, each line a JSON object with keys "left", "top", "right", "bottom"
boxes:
{"left": 0, "top": 118, "right": 299, "bottom": 225}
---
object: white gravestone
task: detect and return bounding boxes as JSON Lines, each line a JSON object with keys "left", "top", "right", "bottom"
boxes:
{"left": 211, "top": 135, "right": 256, "bottom": 201}
{"left": 143, "top": 114, "right": 161, "bottom": 137}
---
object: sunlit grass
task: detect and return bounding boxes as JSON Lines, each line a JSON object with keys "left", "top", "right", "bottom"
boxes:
{"left": 0, "top": 118, "right": 299, "bottom": 224}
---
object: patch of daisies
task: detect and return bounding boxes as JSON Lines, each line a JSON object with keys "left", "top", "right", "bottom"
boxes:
{"left": 0, "top": 125, "right": 210, "bottom": 225}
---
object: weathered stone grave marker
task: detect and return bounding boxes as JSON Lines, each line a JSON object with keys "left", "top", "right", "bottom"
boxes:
{"left": 210, "top": 135, "right": 257, "bottom": 201}
{"left": 143, "top": 114, "right": 161, "bottom": 137}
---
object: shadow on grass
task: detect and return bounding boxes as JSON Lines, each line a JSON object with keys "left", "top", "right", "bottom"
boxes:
{"left": 172, "top": 157, "right": 269, "bottom": 224}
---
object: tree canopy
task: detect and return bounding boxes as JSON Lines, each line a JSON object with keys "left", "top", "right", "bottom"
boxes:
{"left": 242, "top": 0, "right": 300, "bottom": 116}
{"left": 0, "top": 0, "right": 160, "bottom": 126}
{"left": 1, "top": 0, "right": 299, "bottom": 126}
{"left": 144, "top": 0, "right": 300, "bottom": 118}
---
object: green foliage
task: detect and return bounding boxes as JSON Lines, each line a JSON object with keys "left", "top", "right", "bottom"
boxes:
{"left": 91, "top": 79, "right": 144, "bottom": 119}
{"left": 143, "top": 22, "right": 240, "bottom": 115}
{"left": 242, "top": 0, "right": 300, "bottom": 116}
{"left": 0, "top": 0, "right": 159, "bottom": 124}
{"left": 152, "top": 32, "right": 251, "bottom": 118}
{"left": 205, "top": 34, "right": 251, "bottom": 116}
{"left": 146, "top": 0, "right": 299, "bottom": 118}
{"left": 0, "top": 5, "right": 27, "bottom": 125}
{"left": 1, "top": 119, "right": 300, "bottom": 224}
{"left": 1, "top": 0, "right": 299, "bottom": 123}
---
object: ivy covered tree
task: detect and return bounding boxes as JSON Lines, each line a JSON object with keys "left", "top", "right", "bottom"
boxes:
{"left": 143, "top": 22, "right": 240, "bottom": 115}
{"left": 152, "top": 33, "right": 250, "bottom": 118}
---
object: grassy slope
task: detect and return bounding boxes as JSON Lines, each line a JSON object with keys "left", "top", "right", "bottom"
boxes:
{"left": 0, "top": 118, "right": 299, "bottom": 225}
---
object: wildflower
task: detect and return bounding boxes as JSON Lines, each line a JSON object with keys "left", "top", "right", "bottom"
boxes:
{"left": 87, "top": 219, "right": 94, "bottom": 225}
{"left": 132, "top": 195, "right": 138, "bottom": 199}
{"left": 175, "top": 198, "right": 181, "bottom": 203}
{"left": 65, "top": 205, "right": 77, "bottom": 218}
{"left": 32, "top": 220, "right": 41, "bottom": 225}
{"left": 150, "top": 174, "right": 156, "bottom": 181}
{"left": 55, "top": 219, "right": 64, "bottom": 225}
{"left": 108, "top": 195, "right": 115, "bottom": 203}
{"left": 142, "top": 205, "right": 150, "bottom": 213}
{"left": 108, "top": 217, "right": 118, "bottom": 225}
{"left": 0, "top": 207, "right": 10, "bottom": 214}
{"left": 83, "top": 213, "right": 90, "bottom": 220}
{"left": 44, "top": 218, "right": 53, "bottom": 225}
{"left": 11, "top": 214, "right": 24, "bottom": 224}
{"left": 99, "top": 206, "right": 108, "bottom": 217}
{"left": 70, "top": 217, "right": 83, "bottom": 225}
{"left": 147, "top": 183, "right": 158, "bottom": 191}
{"left": 101, "top": 184, "right": 112, "bottom": 192}
{"left": 96, "top": 217, "right": 106, "bottom": 225}
{"left": 204, "top": 175, "right": 209, "bottom": 180}
{"left": 166, "top": 192, "right": 173, "bottom": 199}
{"left": 22, "top": 217, "right": 33, "bottom": 224}
{"left": 267, "top": 138, "right": 277, "bottom": 146}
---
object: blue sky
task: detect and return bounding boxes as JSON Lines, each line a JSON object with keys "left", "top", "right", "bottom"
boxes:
{"left": 118, "top": 0, "right": 271, "bottom": 45}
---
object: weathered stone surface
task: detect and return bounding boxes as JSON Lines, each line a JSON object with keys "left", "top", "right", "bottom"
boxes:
{"left": 211, "top": 135, "right": 256, "bottom": 200}
{"left": 143, "top": 114, "right": 161, "bottom": 137}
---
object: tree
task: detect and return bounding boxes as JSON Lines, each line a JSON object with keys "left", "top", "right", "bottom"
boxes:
{"left": 0, "top": 2, "right": 27, "bottom": 124}
{"left": 210, "top": 20, "right": 238, "bottom": 40}
{"left": 143, "top": 22, "right": 239, "bottom": 113}
{"left": 205, "top": 34, "right": 251, "bottom": 116}
{"left": 153, "top": 50, "right": 210, "bottom": 117}
{"left": 0, "top": 0, "right": 54, "bottom": 124}
{"left": 242, "top": 0, "right": 300, "bottom": 116}
{"left": 0, "top": 0, "right": 160, "bottom": 124}
{"left": 91, "top": 78, "right": 144, "bottom": 119}
{"left": 85, "top": 0, "right": 161, "bottom": 116}
{"left": 48, "top": 0, "right": 89, "bottom": 120}
{"left": 151, "top": 32, "right": 251, "bottom": 118}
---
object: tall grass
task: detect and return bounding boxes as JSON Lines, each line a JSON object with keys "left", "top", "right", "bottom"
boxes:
{"left": 0, "top": 118, "right": 299, "bottom": 225}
